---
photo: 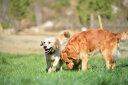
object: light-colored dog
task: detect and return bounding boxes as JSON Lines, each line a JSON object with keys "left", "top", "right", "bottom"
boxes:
{"left": 40, "top": 37, "right": 61, "bottom": 73}
{"left": 40, "top": 31, "right": 71, "bottom": 73}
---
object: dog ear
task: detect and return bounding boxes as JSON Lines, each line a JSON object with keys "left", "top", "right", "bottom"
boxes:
{"left": 40, "top": 41, "right": 43, "bottom": 46}
{"left": 55, "top": 39, "right": 60, "bottom": 49}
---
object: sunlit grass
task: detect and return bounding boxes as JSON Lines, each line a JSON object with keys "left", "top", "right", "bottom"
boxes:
{"left": 0, "top": 52, "right": 128, "bottom": 85}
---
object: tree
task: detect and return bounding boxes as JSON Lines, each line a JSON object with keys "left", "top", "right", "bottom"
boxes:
{"left": 10, "top": 0, "right": 33, "bottom": 20}
{"left": 76, "top": 0, "right": 114, "bottom": 26}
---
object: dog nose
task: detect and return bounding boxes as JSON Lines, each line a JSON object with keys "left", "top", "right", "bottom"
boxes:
{"left": 44, "top": 46, "right": 47, "bottom": 49}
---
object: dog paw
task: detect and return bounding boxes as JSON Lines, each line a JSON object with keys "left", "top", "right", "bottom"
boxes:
{"left": 60, "top": 67, "right": 63, "bottom": 71}
{"left": 51, "top": 66, "right": 56, "bottom": 72}
{"left": 48, "top": 68, "right": 52, "bottom": 73}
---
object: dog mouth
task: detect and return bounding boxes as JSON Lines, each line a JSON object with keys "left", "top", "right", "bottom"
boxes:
{"left": 44, "top": 47, "right": 53, "bottom": 53}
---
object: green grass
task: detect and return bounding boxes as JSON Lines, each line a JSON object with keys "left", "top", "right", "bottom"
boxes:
{"left": 0, "top": 52, "right": 128, "bottom": 85}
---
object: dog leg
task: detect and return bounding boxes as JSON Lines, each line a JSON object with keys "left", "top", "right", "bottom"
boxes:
{"left": 102, "top": 38, "right": 118, "bottom": 70}
{"left": 101, "top": 48, "right": 113, "bottom": 69}
{"left": 112, "top": 50, "right": 120, "bottom": 69}
{"left": 52, "top": 57, "right": 60, "bottom": 72}
{"left": 48, "top": 67, "right": 52, "bottom": 73}
{"left": 46, "top": 60, "right": 52, "bottom": 73}
{"left": 81, "top": 55, "right": 89, "bottom": 71}
{"left": 112, "top": 49, "right": 120, "bottom": 69}
{"left": 59, "top": 59, "right": 63, "bottom": 71}
{"left": 80, "top": 51, "right": 89, "bottom": 71}
{"left": 104, "top": 56, "right": 112, "bottom": 69}
{"left": 112, "top": 61, "right": 116, "bottom": 69}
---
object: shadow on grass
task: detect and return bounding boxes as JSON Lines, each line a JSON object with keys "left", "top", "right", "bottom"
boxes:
{"left": 117, "top": 64, "right": 128, "bottom": 68}
{"left": 91, "top": 64, "right": 128, "bottom": 69}
{"left": 56, "top": 64, "right": 128, "bottom": 72}
{"left": 56, "top": 68, "right": 80, "bottom": 72}
{"left": 49, "top": 64, "right": 128, "bottom": 73}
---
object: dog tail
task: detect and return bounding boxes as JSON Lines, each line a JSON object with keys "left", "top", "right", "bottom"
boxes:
{"left": 60, "top": 30, "right": 72, "bottom": 39}
{"left": 115, "top": 30, "right": 128, "bottom": 42}
{"left": 63, "top": 31, "right": 71, "bottom": 38}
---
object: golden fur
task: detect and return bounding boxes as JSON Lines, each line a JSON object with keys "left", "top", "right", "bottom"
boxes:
{"left": 60, "top": 29, "right": 128, "bottom": 71}
{"left": 40, "top": 31, "right": 71, "bottom": 73}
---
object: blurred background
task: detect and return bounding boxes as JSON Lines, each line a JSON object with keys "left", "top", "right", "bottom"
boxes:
{"left": 0, "top": 0, "right": 128, "bottom": 55}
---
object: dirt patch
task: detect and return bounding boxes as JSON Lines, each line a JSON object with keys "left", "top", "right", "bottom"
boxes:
{"left": 0, "top": 34, "right": 128, "bottom": 57}
{"left": 0, "top": 34, "right": 46, "bottom": 54}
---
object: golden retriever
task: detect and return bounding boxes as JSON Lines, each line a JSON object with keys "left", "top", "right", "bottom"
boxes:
{"left": 40, "top": 31, "right": 71, "bottom": 73}
{"left": 60, "top": 29, "right": 128, "bottom": 71}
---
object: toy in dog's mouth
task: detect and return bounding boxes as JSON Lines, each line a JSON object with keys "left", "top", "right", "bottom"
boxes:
{"left": 44, "top": 47, "right": 53, "bottom": 53}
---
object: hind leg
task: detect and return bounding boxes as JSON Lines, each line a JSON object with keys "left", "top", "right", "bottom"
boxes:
{"left": 112, "top": 49, "right": 120, "bottom": 69}
{"left": 103, "top": 52, "right": 118, "bottom": 69}
{"left": 101, "top": 47, "right": 113, "bottom": 69}
{"left": 101, "top": 38, "right": 118, "bottom": 69}
{"left": 112, "top": 61, "right": 116, "bottom": 69}
{"left": 59, "top": 59, "right": 63, "bottom": 71}
{"left": 104, "top": 56, "right": 113, "bottom": 69}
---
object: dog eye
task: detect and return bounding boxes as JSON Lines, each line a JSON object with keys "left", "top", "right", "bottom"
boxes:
{"left": 48, "top": 42, "right": 51, "bottom": 44}
{"left": 43, "top": 42, "right": 45, "bottom": 44}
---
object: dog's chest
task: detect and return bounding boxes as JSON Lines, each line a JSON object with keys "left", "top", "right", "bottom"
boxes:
{"left": 45, "top": 54, "right": 56, "bottom": 60}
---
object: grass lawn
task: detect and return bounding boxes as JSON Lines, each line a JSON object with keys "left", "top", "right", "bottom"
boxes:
{"left": 0, "top": 52, "right": 128, "bottom": 85}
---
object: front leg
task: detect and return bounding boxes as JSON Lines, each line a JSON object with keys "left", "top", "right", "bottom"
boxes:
{"left": 80, "top": 51, "right": 89, "bottom": 71}
{"left": 46, "top": 60, "right": 52, "bottom": 73}
{"left": 81, "top": 55, "right": 89, "bottom": 71}
{"left": 52, "top": 57, "right": 60, "bottom": 72}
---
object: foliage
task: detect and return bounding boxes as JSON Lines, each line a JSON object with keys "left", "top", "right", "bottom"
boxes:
{"left": 1, "top": 0, "right": 128, "bottom": 29}
{"left": 53, "top": 0, "right": 70, "bottom": 9}
{"left": 0, "top": 52, "right": 128, "bottom": 85}
{"left": 76, "top": 0, "right": 114, "bottom": 25}
{"left": 10, "top": 0, "right": 33, "bottom": 20}
{"left": 2, "top": 24, "right": 9, "bottom": 29}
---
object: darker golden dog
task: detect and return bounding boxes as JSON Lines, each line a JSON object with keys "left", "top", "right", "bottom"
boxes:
{"left": 60, "top": 29, "right": 128, "bottom": 71}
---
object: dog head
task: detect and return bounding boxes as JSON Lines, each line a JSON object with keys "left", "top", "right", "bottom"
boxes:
{"left": 40, "top": 37, "right": 60, "bottom": 53}
{"left": 60, "top": 50, "right": 74, "bottom": 69}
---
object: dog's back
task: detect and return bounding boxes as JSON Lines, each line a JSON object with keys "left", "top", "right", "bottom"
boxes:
{"left": 59, "top": 31, "right": 71, "bottom": 50}
{"left": 64, "top": 29, "right": 128, "bottom": 54}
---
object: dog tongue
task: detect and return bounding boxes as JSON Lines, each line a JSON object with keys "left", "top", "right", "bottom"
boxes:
{"left": 45, "top": 49, "right": 50, "bottom": 53}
